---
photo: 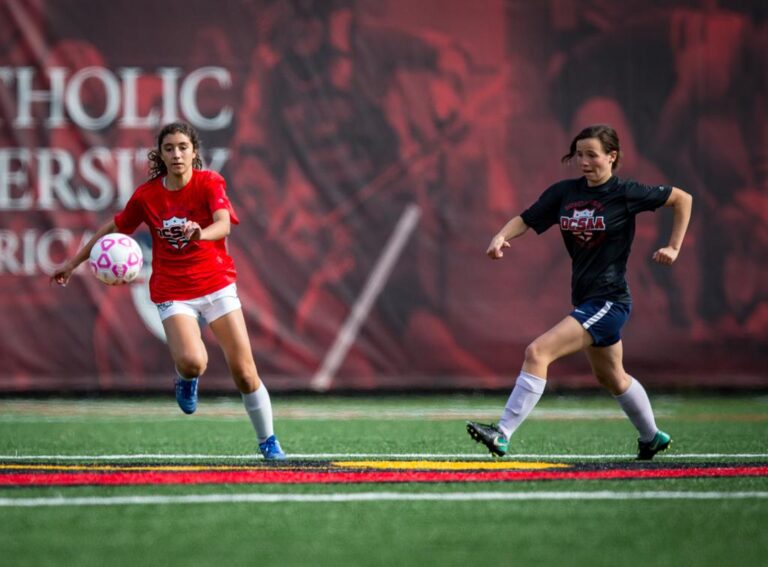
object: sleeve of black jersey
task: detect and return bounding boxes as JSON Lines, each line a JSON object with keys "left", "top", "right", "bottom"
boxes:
{"left": 520, "top": 182, "right": 565, "bottom": 234}
{"left": 625, "top": 181, "right": 673, "bottom": 214}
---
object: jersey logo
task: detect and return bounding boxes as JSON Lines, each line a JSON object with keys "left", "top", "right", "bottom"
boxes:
{"left": 560, "top": 208, "right": 606, "bottom": 243}
{"left": 156, "top": 216, "right": 190, "bottom": 250}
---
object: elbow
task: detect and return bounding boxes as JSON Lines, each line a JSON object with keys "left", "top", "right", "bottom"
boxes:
{"left": 683, "top": 191, "right": 693, "bottom": 212}
{"left": 669, "top": 187, "right": 693, "bottom": 210}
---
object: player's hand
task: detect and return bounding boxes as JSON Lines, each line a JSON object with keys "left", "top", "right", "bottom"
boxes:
{"left": 183, "top": 221, "right": 202, "bottom": 241}
{"left": 486, "top": 235, "right": 510, "bottom": 259}
{"left": 51, "top": 261, "right": 77, "bottom": 287}
{"left": 652, "top": 246, "right": 679, "bottom": 266}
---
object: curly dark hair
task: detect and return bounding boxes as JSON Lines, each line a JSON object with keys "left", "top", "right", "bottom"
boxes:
{"left": 561, "top": 124, "right": 621, "bottom": 171}
{"left": 147, "top": 122, "right": 204, "bottom": 179}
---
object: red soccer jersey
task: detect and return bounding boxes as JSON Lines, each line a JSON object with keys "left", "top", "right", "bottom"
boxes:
{"left": 114, "top": 169, "right": 241, "bottom": 303}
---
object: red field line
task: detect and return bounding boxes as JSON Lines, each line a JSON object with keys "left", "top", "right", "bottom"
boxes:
{"left": 2, "top": 466, "right": 767, "bottom": 487}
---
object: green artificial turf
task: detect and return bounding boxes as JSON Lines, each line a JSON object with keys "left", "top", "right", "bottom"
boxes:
{"left": 0, "top": 394, "right": 766, "bottom": 567}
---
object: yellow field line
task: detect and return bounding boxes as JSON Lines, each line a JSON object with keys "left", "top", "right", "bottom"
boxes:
{"left": 332, "top": 461, "right": 570, "bottom": 470}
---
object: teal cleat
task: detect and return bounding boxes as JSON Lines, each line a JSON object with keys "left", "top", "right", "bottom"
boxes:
{"left": 466, "top": 421, "right": 509, "bottom": 457}
{"left": 259, "top": 435, "right": 286, "bottom": 460}
{"left": 637, "top": 430, "right": 671, "bottom": 460}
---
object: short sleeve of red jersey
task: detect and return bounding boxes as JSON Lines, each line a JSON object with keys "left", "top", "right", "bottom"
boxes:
{"left": 113, "top": 186, "right": 146, "bottom": 234}
{"left": 205, "top": 170, "right": 240, "bottom": 225}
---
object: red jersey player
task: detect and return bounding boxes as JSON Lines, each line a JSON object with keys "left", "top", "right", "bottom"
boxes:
{"left": 53, "top": 122, "right": 285, "bottom": 460}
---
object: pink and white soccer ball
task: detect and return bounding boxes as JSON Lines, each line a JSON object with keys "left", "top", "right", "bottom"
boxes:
{"left": 89, "top": 233, "right": 143, "bottom": 285}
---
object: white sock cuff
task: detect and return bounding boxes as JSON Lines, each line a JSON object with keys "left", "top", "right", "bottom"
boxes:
{"left": 517, "top": 371, "right": 546, "bottom": 394}
{"left": 613, "top": 376, "right": 638, "bottom": 400}
{"left": 242, "top": 384, "right": 270, "bottom": 411}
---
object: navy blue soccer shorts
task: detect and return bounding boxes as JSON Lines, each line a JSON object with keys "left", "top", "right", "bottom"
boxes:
{"left": 569, "top": 299, "right": 632, "bottom": 347}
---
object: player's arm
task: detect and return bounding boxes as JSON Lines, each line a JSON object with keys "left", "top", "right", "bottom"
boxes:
{"left": 652, "top": 187, "right": 693, "bottom": 266}
{"left": 51, "top": 219, "right": 118, "bottom": 286}
{"left": 183, "top": 209, "right": 231, "bottom": 242}
{"left": 486, "top": 215, "right": 530, "bottom": 259}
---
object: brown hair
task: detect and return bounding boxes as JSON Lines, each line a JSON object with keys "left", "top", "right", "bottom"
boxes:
{"left": 147, "top": 121, "right": 204, "bottom": 179}
{"left": 561, "top": 124, "right": 621, "bottom": 170}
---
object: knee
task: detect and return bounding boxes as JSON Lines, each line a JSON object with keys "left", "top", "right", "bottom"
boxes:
{"left": 230, "top": 360, "right": 261, "bottom": 393}
{"left": 524, "top": 341, "right": 549, "bottom": 368}
{"left": 175, "top": 353, "right": 207, "bottom": 378}
{"left": 595, "top": 370, "right": 630, "bottom": 396}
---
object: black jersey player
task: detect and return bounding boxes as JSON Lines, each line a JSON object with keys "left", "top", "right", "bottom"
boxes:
{"left": 467, "top": 124, "right": 692, "bottom": 460}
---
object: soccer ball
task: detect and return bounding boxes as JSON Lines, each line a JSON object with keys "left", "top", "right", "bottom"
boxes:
{"left": 89, "top": 233, "right": 143, "bottom": 285}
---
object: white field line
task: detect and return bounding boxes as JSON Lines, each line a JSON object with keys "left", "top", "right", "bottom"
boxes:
{"left": 0, "top": 407, "right": 665, "bottom": 422}
{"left": 1, "top": 491, "right": 766, "bottom": 508}
{"left": 1, "top": 452, "right": 767, "bottom": 461}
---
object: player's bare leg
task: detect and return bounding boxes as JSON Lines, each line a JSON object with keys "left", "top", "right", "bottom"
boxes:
{"left": 468, "top": 316, "right": 590, "bottom": 456}
{"left": 500, "top": 316, "right": 590, "bottom": 435}
{"left": 163, "top": 314, "right": 208, "bottom": 414}
{"left": 210, "top": 309, "right": 285, "bottom": 459}
{"left": 586, "top": 342, "right": 671, "bottom": 459}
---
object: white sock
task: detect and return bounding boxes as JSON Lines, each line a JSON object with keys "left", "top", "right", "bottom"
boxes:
{"left": 242, "top": 385, "right": 274, "bottom": 443}
{"left": 497, "top": 371, "right": 546, "bottom": 438}
{"left": 614, "top": 377, "right": 658, "bottom": 442}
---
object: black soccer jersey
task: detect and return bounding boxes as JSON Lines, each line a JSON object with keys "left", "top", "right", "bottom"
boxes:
{"left": 521, "top": 176, "right": 672, "bottom": 306}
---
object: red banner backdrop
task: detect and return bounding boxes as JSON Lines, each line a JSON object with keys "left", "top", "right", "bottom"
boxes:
{"left": 1, "top": 0, "right": 766, "bottom": 392}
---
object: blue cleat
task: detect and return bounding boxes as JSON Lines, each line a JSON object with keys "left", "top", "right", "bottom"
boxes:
{"left": 174, "top": 377, "right": 198, "bottom": 415}
{"left": 259, "top": 435, "right": 286, "bottom": 460}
